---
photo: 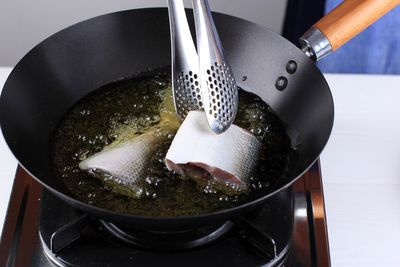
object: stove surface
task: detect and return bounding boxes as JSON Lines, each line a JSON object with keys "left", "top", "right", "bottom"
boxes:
{"left": 0, "top": 162, "right": 330, "bottom": 267}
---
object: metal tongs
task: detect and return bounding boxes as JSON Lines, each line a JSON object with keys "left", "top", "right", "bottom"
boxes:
{"left": 168, "top": 0, "right": 238, "bottom": 134}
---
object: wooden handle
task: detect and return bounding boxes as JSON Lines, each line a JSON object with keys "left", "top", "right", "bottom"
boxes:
{"left": 314, "top": 0, "right": 400, "bottom": 51}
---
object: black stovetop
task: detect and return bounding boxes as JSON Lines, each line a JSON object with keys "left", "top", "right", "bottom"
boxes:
{"left": 0, "top": 162, "right": 330, "bottom": 267}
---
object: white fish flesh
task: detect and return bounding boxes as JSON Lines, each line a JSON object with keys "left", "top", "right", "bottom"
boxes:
{"left": 165, "top": 111, "right": 261, "bottom": 192}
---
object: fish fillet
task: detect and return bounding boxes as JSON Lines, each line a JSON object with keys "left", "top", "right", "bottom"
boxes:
{"left": 165, "top": 111, "right": 261, "bottom": 192}
{"left": 79, "top": 130, "right": 161, "bottom": 198}
{"left": 79, "top": 87, "right": 180, "bottom": 198}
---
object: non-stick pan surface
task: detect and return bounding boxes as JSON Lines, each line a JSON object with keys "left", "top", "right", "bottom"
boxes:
{"left": 0, "top": 9, "right": 333, "bottom": 230}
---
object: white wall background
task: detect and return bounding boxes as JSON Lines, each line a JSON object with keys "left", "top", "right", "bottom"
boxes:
{"left": 0, "top": 0, "right": 287, "bottom": 67}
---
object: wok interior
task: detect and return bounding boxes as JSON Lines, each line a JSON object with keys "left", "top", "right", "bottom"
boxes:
{"left": 0, "top": 9, "right": 333, "bottom": 225}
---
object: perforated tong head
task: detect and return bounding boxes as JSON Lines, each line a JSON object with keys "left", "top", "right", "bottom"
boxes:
{"left": 168, "top": 0, "right": 238, "bottom": 134}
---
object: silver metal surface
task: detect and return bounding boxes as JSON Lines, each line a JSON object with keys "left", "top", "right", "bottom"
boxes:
{"left": 192, "top": 0, "right": 238, "bottom": 134}
{"left": 299, "top": 27, "right": 333, "bottom": 61}
{"left": 168, "top": 0, "right": 202, "bottom": 119}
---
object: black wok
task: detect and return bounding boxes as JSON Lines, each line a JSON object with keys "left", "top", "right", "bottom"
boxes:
{"left": 0, "top": 2, "right": 397, "bottom": 230}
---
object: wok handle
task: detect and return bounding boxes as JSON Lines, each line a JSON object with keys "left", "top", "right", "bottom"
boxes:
{"left": 299, "top": 0, "right": 400, "bottom": 61}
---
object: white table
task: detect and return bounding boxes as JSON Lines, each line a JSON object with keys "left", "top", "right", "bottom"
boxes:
{"left": 320, "top": 74, "right": 400, "bottom": 267}
{"left": 1, "top": 67, "right": 400, "bottom": 266}
{"left": 0, "top": 67, "right": 15, "bottom": 236}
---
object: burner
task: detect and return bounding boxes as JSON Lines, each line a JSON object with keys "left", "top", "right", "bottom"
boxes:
{"left": 100, "top": 220, "right": 234, "bottom": 251}
{"left": 38, "top": 187, "right": 293, "bottom": 267}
